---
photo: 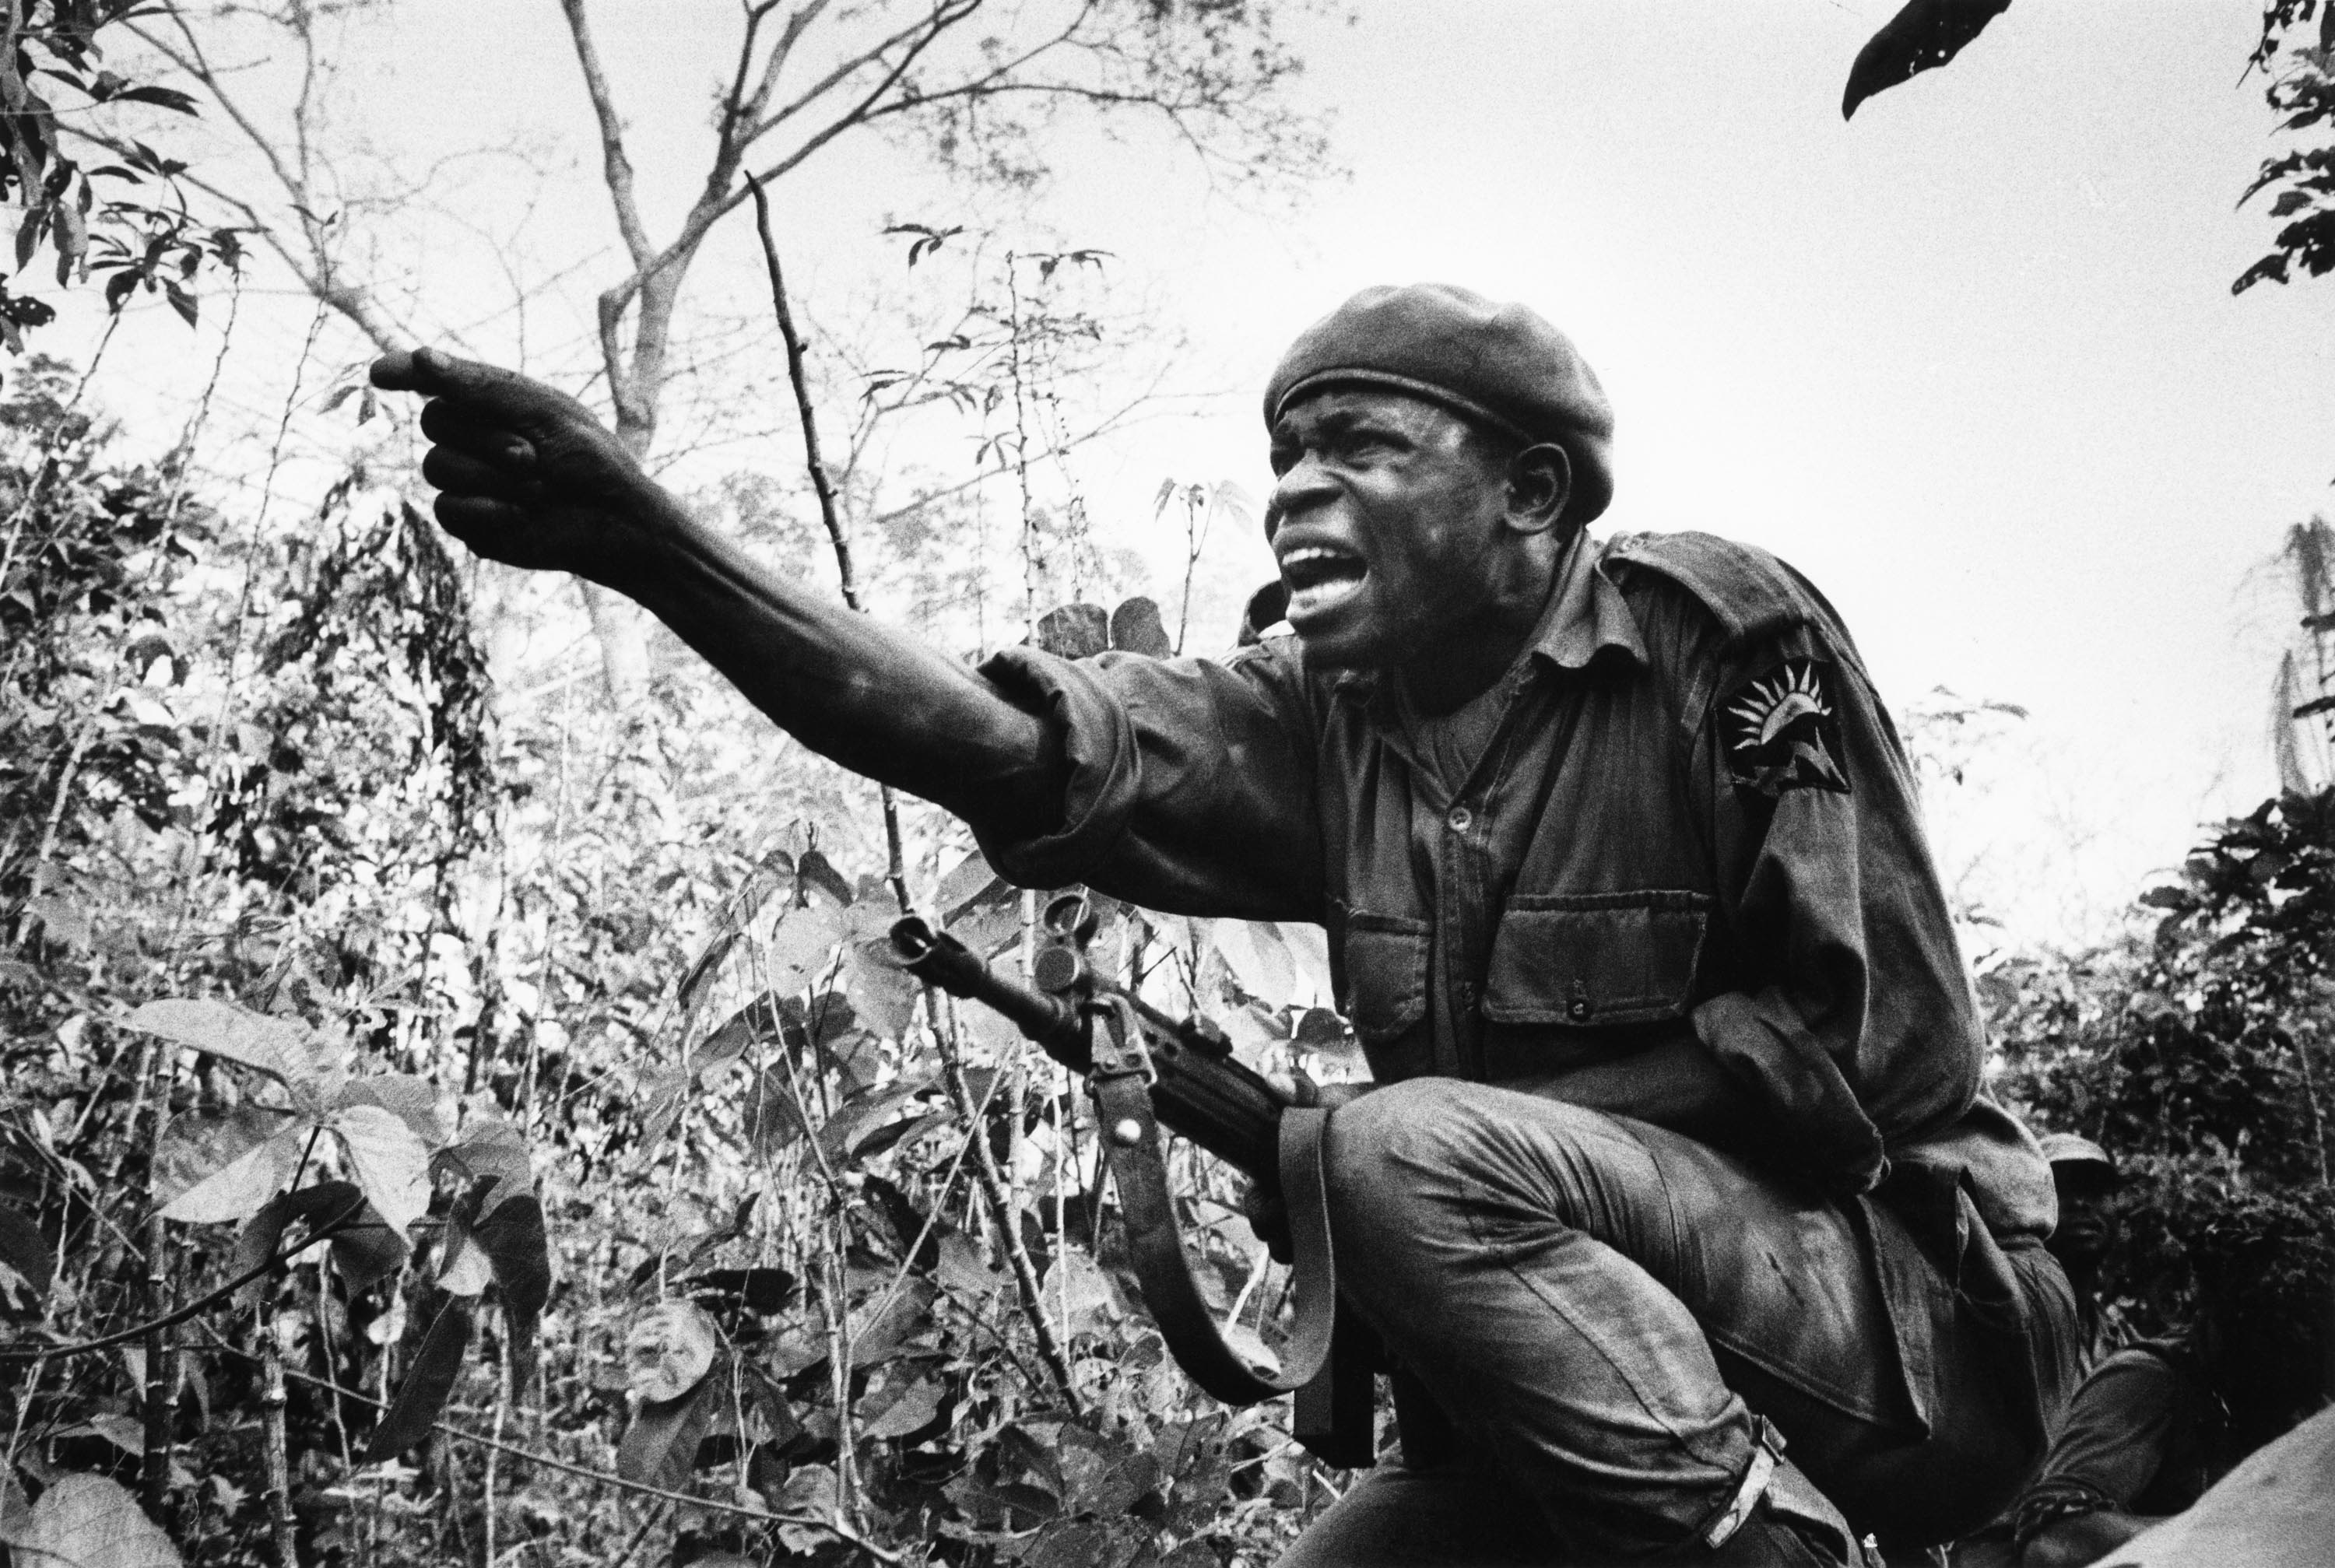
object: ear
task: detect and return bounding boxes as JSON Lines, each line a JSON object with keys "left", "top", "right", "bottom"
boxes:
{"left": 1502, "top": 443, "right": 1572, "bottom": 537}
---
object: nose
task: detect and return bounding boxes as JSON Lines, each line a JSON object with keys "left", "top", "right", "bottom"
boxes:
{"left": 1264, "top": 452, "right": 1336, "bottom": 541}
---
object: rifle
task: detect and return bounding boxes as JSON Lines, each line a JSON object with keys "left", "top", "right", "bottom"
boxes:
{"left": 890, "top": 893, "right": 1374, "bottom": 1466}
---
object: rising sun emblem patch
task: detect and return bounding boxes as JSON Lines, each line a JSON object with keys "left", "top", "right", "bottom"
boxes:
{"left": 1722, "top": 658, "right": 1849, "bottom": 798}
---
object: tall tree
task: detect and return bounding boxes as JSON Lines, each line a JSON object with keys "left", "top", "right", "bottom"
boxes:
{"left": 120, "top": 0, "right": 1328, "bottom": 699}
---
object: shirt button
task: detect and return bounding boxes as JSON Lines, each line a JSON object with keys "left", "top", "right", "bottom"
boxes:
{"left": 1446, "top": 806, "right": 1473, "bottom": 833}
{"left": 1567, "top": 998, "right": 1592, "bottom": 1023}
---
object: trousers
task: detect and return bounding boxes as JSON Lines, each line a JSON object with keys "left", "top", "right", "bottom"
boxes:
{"left": 1277, "top": 1081, "right": 2078, "bottom": 1566}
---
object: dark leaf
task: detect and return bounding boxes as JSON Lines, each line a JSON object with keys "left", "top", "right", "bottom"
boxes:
{"left": 365, "top": 1297, "right": 475, "bottom": 1461}
{"left": 113, "top": 84, "right": 198, "bottom": 114}
{"left": 1841, "top": 0, "right": 2017, "bottom": 121}
{"left": 331, "top": 1210, "right": 409, "bottom": 1293}
{"left": 681, "top": 1266, "right": 797, "bottom": 1314}
{"left": 475, "top": 1193, "right": 550, "bottom": 1385}
{"left": 795, "top": 847, "right": 856, "bottom": 910}
{"left": 230, "top": 1180, "right": 377, "bottom": 1303}
{"left": 1034, "top": 602, "right": 1109, "bottom": 660}
{"left": 0, "top": 1202, "right": 51, "bottom": 1309}
{"left": 1108, "top": 596, "right": 1173, "bottom": 658}
{"left": 616, "top": 1370, "right": 721, "bottom": 1490}
{"left": 436, "top": 1117, "right": 532, "bottom": 1218}
{"left": 815, "top": 1079, "right": 939, "bottom": 1168}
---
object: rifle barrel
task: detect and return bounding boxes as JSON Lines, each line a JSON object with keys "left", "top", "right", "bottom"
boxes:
{"left": 889, "top": 917, "right": 1087, "bottom": 1069}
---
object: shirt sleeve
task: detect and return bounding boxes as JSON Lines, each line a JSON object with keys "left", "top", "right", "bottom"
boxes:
{"left": 967, "top": 640, "right": 1326, "bottom": 922}
{"left": 2011, "top": 1347, "right": 2188, "bottom": 1542}
{"left": 1684, "top": 619, "right": 1983, "bottom": 1196}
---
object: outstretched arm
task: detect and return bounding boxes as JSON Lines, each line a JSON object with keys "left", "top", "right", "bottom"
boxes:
{"left": 370, "top": 348, "right": 1065, "bottom": 839}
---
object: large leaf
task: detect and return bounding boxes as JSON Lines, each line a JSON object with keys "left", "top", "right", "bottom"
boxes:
{"left": 764, "top": 902, "right": 848, "bottom": 993}
{"left": 859, "top": 1370, "right": 946, "bottom": 1441}
{"left": 693, "top": 996, "right": 784, "bottom": 1076}
{"left": 331, "top": 1075, "right": 444, "bottom": 1147}
{"left": 841, "top": 899, "right": 923, "bottom": 1040}
{"left": 774, "top": 1465, "right": 843, "bottom": 1556}
{"left": 1840, "top": 0, "right": 2017, "bottom": 121}
{"left": 125, "top": 998, "right": 314, "bottom": 1086}
{"left": 157, "top": 1123, "right": 308, "bottom": 1225}
{"left": 436, "top": 1119, "right": 533, "bottom": 1218}
{"left": 616, "top": 1370, "right": 719, "bottom": 1491}
{"left": 0, "top": 1472, "right": 182, "bottom": 1567}
{"left": 326, "top": 1104, "right": 429, "bottom": 1233}
{"left": 625, "top": 1300, "right": 720, "bottom": 1404}
{"left": 848, "top": 1275, "right": 937, "bottom": 1367}
{"left": 364, "top": 1296, "right": 475, "bottom": 1461}
{"left": 151, "top": 1107, "right": 290, "bottom": 1209}
{"left": 0, "top": 1201, "right": 53, "bottom": 1309}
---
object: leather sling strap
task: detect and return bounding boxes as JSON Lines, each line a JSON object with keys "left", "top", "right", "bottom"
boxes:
{"left": 1087, "top": 997, "right": 1365, "bottom": 1461}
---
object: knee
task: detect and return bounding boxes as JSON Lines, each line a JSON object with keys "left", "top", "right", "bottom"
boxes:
{"left": 1319, "top": 1079, "right": 1477, "bottom": 1252}
{"left": 1322, "top": 1079, "right": 1620, "bottom": 1244}
{"left": 1326, "top": 1079, "right": 1479, "bottom": 1194}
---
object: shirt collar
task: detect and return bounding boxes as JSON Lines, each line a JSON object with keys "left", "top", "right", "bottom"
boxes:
{"left": 1319, "top": 529, "right": 1645, "bottom": 708}
{"left": 1528, "top": 528, "right": 1648, "bottom": 674}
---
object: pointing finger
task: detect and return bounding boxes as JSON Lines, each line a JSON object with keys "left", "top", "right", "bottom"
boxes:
{"left": 419, "top": 398, "right": 536, "bottom": 468}
{"left": 422, "top": 446, "right": 538, "bottom": 503}
{"left": 374, "top": 346, "right": 578, "bottom": 426}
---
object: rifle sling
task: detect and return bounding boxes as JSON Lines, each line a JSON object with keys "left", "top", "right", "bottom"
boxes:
{"left": 1088, "top": 1000, "right": 1344, "bottom": 1419}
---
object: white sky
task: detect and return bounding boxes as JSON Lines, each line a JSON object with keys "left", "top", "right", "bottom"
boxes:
{"left": 51, "top": 0, "right": 2335, "bottom": 948}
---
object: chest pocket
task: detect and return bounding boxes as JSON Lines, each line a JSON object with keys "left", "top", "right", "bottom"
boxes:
{"left": 1481, "top": 890, "right": 1712, "bottom": 1027}
{"left": 1339, "top": 910, "right": 1431, "bottom": 1047}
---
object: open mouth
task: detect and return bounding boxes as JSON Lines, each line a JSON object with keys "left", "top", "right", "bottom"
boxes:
{"left": 1279, "top": 545, "right": 1367, "bottom": 622}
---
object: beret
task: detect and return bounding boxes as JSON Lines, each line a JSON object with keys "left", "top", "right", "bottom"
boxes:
{"left": 1263, "top": 283, "right": 1616, "bottom": 523}
{"left": 2037, "top": 1132, "right": 2116, "bottom": 1176}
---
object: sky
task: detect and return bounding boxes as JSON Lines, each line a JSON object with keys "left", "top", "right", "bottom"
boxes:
{"left": 54, "top": 0, "right": 2335, "bottom": 948}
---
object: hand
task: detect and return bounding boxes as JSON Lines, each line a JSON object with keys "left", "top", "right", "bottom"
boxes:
{"left": 370, "top": 347, "right": 667, "bottom": 584}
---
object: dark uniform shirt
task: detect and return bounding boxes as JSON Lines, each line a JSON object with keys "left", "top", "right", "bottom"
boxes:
{"left": 974, "top": 528, "right": 2060, "bottom": 1425}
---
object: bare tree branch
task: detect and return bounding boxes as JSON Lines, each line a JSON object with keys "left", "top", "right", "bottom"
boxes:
{"left": 557, "top": 0, "right": 657, "bottom": 275}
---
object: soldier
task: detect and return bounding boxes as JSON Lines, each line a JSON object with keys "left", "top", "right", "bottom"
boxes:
{"left": 374, "top": 283, "right": 2080, "bottom": 1566}
{"left": 2035, "top": 1134, "right": 2133, "bottom": 1372}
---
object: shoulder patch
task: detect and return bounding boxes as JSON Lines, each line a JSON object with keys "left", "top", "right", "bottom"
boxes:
{"left": 1603, "top": 530, "right": 1850, "bottom": 654}
{"left": 1721, "top": 657, "right": 1850, "bottom": 798}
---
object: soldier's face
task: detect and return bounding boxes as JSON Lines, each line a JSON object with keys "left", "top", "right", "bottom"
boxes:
{"left": 1263, "top": 389, "right": 1512, "bottom": 671}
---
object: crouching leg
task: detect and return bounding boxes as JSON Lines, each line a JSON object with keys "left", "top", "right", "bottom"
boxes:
{"left": 1275, "top": 1079, "right": 2073, "bottom": 1565}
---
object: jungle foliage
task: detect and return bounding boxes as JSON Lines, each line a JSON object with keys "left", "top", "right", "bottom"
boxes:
{"left": 0, "top": 356, "right": 1364, "bottom": 1566}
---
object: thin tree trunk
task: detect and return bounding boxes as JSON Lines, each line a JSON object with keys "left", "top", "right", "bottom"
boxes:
{"left": 139, "top": 1044, "right": 174, "bottom": 1519}
{"left": 262, "top": 1337, "right": 300, "bottom": 1566}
